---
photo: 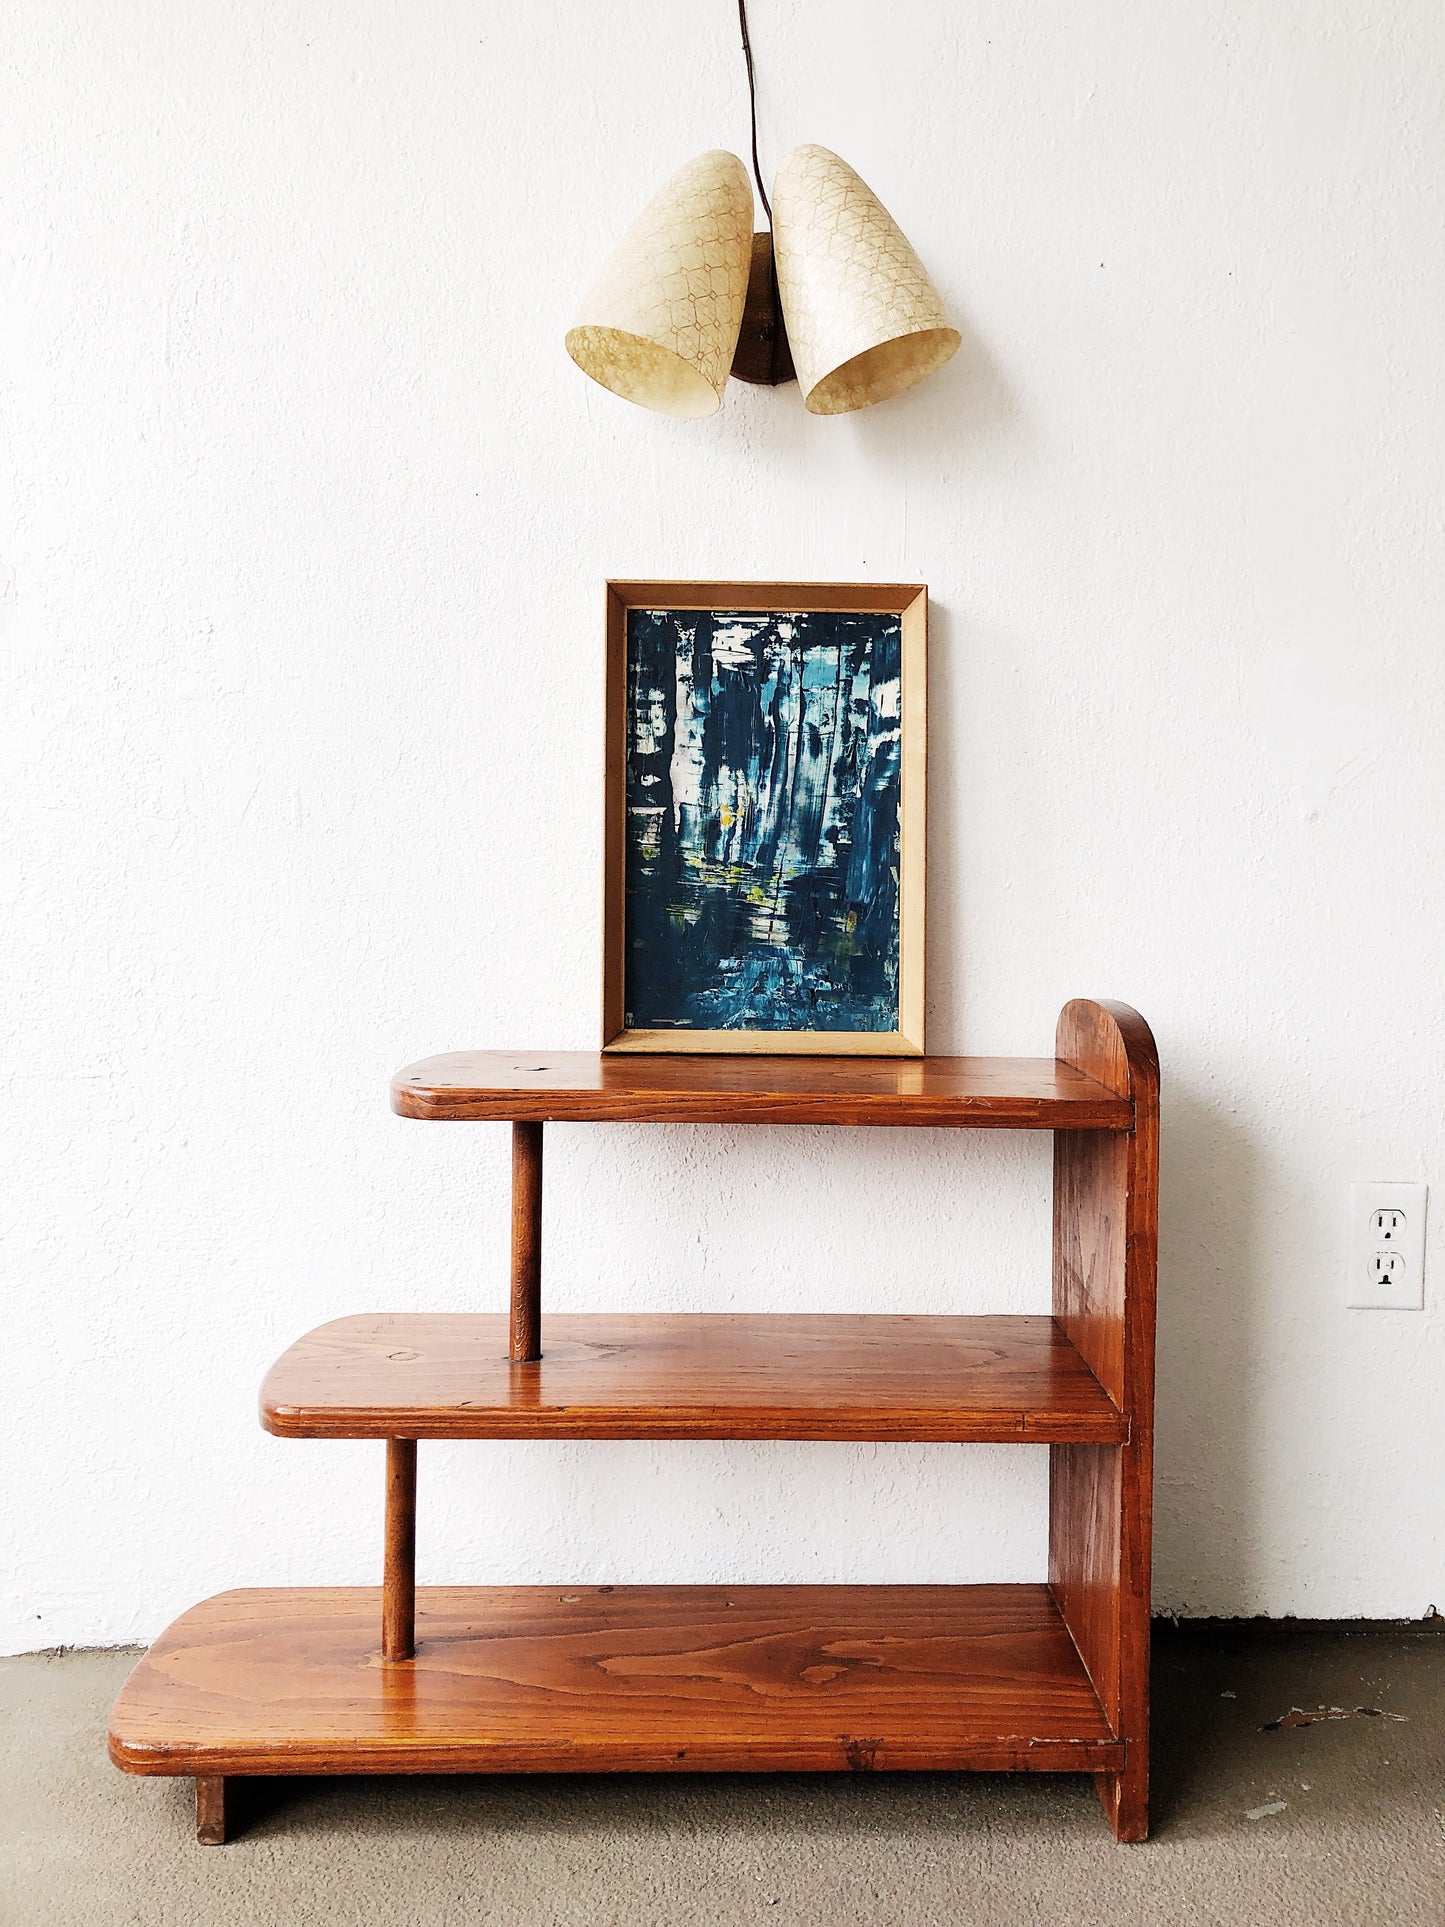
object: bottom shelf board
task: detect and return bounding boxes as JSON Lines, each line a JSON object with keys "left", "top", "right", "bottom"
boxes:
{"left": 109, "top": 1584, "right": 1122, "bottom": 1778}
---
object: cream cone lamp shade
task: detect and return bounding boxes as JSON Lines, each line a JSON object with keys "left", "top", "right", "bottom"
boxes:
{"left": 771, "top": 144, "right": 960, "bottom": 415}
{"left": 566, "top": 151, "right": 754, "bottom": 418}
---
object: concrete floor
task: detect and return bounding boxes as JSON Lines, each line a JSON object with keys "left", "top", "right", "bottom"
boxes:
{"left": 2, "top": 1623, "right": 1442, "bottom": 1926}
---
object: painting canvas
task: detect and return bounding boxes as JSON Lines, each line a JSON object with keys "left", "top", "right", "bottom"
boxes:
{"left": 603, "top": 583, "right": 925, "bottom": 1054}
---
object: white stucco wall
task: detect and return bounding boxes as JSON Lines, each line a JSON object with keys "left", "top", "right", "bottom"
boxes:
{"left": 5, "top": 1, "right": 1443, "bottom": 1651}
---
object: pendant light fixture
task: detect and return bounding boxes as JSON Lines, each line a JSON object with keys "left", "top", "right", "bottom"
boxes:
{"left": 565, "top": 1, "right": 959, "bottom": 419}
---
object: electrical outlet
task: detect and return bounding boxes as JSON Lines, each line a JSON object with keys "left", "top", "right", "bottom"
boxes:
{"left": 1348, "top": 1182, "right": 1427, "bottom": 1309}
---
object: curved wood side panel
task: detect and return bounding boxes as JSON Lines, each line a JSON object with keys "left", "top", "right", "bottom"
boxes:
{"left": 1048, "top": 999, "right": 1160, "bottom": 1842}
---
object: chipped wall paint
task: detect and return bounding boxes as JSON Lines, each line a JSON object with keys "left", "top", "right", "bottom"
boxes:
{"left": 3, "top": 0, "right": 1444, "bottom": 1649}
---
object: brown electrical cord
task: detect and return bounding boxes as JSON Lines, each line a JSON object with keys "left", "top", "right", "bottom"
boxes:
{"left": 736, "top": 0, "right": 791, "bottom": 386}
{"left": 737, "top": 0, "right": 772, "bottom": 224}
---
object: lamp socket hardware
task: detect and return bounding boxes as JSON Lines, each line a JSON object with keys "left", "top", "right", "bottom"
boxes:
{"left": 1348, "top": 1181, "right": 1427, "bottom": 1309}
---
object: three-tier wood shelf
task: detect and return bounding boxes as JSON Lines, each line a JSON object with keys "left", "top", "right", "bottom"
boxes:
{"left": 110, "top": 998, "right": 1159, "bottom": 1844}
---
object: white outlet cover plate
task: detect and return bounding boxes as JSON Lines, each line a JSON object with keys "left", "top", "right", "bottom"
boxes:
{"left": 1348, "top": 1181, "right": 1427, "bottom": 1309}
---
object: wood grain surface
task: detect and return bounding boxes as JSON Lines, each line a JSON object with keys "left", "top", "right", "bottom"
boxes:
{"left": 390, "top": 1052, "right": 1135, "bottom": 1129}
{"left": 259, "top": 1313, "right": 1127, "bottom": 1443}
{"left": 108, "top": 1584, "right": 1123, "bottom": 1778}
{"left": 1048, "top": 999, "right": 1160, "bottom": 1842}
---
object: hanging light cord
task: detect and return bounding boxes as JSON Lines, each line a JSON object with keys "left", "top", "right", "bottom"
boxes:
{"left": 737, "top": 0, "right": 772, "bottom": 223}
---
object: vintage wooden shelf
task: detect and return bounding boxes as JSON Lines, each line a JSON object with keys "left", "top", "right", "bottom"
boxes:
{"left": 110, "top": 998, "right": 1159, "bottom": 1847}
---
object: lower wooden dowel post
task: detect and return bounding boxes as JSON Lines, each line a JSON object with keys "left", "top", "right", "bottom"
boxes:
{"left": 510, "top": 1119, "right": 543, "bottom": 1362}
{"left": 195, "top": 1775, "right": 227, "bottom": 1845}
{"left": 382, "top": 1437, "right": 417, "bottom": 1661}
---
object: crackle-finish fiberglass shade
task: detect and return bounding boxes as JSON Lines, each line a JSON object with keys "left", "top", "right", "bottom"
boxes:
{"left": 565, "top": 150, "right": 755, "bottom": 419}
{"left": 771, "top": 144, "right": 960, "bottom": 415}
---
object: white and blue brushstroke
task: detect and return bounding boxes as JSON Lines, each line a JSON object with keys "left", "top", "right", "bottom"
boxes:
{"left": 625, "top": 606, "right": 903, "bottom": 1032}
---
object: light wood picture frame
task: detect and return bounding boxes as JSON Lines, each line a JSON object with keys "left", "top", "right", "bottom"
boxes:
{"left": 603, "top": 580, "right": 926, "bottom": 1055}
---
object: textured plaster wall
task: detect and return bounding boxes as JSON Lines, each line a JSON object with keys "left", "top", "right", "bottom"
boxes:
{"left": 4, "top": 1, "right": 1444, "bottom": 1651}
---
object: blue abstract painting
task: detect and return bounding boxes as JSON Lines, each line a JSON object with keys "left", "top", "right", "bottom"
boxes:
{"left": 624, "top": 605, "right": 903, "bottom": 1033}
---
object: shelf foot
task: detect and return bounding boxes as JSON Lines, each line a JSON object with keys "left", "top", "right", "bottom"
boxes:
{"left": 1096, "top": 1762, "right": 1148, "bottom": 1842}
{"left": 195, "top": 1775, "right": 227, "bottom": 1845}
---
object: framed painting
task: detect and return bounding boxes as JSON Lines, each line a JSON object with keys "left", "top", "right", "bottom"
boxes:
{"left": 603, "top": 581, "right": 926, "bottom": 1055}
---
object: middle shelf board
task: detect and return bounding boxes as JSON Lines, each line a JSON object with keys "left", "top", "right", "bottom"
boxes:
{"left": 261, "top": 1313, "right": 1127, "bottom": 1444}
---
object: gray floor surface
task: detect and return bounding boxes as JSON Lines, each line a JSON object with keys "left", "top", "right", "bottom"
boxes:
{"left": 2, "top": 1623, "right": 1442, "bottom": 1926}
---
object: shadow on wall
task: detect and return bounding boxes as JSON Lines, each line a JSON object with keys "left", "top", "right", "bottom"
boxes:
{"left": 829, "top": 309, "right": 1020, "bottom": 1061}
{"left": 841, "top": 299, "right": 1025, "bottom": 464}
{"left": 1153, "top": 1084, "right": 1263, "bottom": 1615}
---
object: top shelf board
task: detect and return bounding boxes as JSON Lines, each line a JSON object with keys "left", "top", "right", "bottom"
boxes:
{"left": 391, "top": 1053, "right": 1134, "bottom": 1130}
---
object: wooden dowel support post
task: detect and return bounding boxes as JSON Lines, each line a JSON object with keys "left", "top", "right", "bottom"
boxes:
{"left": 382, "top": 1437, "right": 417, "bottom": 1661}
{"left": 510, "top": 1120, "right": 543, "bottom": 1362}
{"left": 195, "top": 1775, "right": 227, "bottom": 1845}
